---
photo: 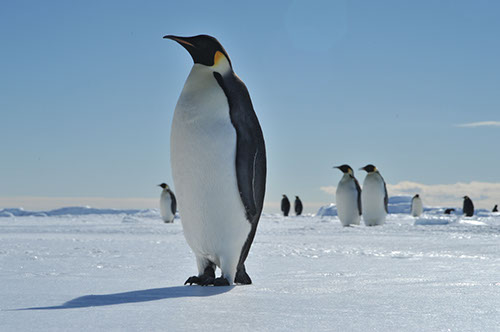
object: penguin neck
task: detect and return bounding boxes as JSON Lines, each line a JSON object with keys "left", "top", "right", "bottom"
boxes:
{"left": 341, "top": 173, "right": 352, "bottom": 181}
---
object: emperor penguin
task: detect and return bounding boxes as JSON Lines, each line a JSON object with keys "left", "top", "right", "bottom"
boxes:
{"left": 294, "top": 196, "right": 303, "bottom": 216}
{"left": 164, "top": 35, "right": 266, "bottom": 286}
{"left": 410, "top": 194, "right": 423, "bottom": 217}
{"left": 463, "top": 196, "right": 474, "bottom": 217}
{"left": 360, "top": 164, "right": 388, "bottom": 226}
{"left": 281, "top": 195, "right": 290, "bottom": 217}
{"left": 492, "top": 204, "right": 498, "bottom": 213}
{"left": 158, "top": 183, "right": 177, "bottom": 223}
{"left": 444, "top": 208, "right": 455, "bottom": 215}
{"left": 334, "top": 164, "right": 362, "bottom": 227}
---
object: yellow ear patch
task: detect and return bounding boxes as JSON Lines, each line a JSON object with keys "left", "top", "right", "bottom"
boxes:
{"left": 214, "top": 51, "right": 225, "bottom": 66}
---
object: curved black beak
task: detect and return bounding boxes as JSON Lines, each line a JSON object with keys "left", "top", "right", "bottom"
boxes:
{"left": 163, "top": 35, "right": 195, "bottom": 48}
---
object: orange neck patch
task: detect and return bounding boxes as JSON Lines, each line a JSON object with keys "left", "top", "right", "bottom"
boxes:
{"left": 214, "top": 51, "right": 225, "bottom": 66}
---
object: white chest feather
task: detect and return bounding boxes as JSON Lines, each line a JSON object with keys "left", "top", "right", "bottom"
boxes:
{"left": 361, "top": 173, "right": 387, "bottom": 225}
{"left": 170, "top": 64, "right": 250, "bottom": 269}
{"left": 336, "top": 175, "right": 360, "bottom": 226}
{"left": 411, "top": 197, "right": 423, "bottom": 217}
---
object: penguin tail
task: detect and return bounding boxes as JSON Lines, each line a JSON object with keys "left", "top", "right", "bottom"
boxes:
{"left": 235, "top": 265, "right": 252, "bottom": 285}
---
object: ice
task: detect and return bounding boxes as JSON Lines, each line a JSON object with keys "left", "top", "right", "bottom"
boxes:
{"left": 0, "top": 209, "right": 499, "bottom": 331}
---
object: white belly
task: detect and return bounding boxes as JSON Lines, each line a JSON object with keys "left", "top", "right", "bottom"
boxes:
{"left": 336, "top": 176, "right": 360, "bottom": 226}
{"left": 160, "top": 192, "right": 174, "bottom": 223}
{"left": 170, "top": 65, "right": 250, "bottom": 274}
{"left": 361, "top": 174, "right": 387, "bottom": 226}
{"left": 411, "top": 198, "right": 423, "bottom": 217}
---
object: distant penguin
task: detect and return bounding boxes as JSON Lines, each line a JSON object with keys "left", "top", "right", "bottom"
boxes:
{"left": 158, "top": 183, "right": 177, "bottom": 223}
{"left": 493, "top": 205, "right": 498, "bottom": 212}
{"left": 294, "top": 196, "right": 303, "bottom": 216}
{"left": 165, "top": 35, "right": 266, "bottom": 286}
{"left": 281, "top": 195, "right": 291, "bottom": 217}
{"left": 463, "top": 196, "right": 474, "bottom": 217}
{"left": 334, "top": 165, "right": 362, "bottom": 227}
{"left": 360, "top": 164, "right": 388, "bottom": 226}
{"left": 410, "top": 194, "right": 423, "bottom": 217}
{"left": 444, "top": 208, "right": 455, "bottom": 215}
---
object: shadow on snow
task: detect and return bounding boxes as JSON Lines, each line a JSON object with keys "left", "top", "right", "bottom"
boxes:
{"left": 13, "top": 285, "right": 234, "bottom": 310}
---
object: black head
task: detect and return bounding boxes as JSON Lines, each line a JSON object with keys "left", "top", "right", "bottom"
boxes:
{"left": 163, "top": 34, "right": 232, "bottom": 68}
{"left": 360, "top": 164, "right": 377, "bottom": 173}
{"left": 295, "top": 196, "right": 300, "bottom": 199}
{"left": 282, "top": 194, "right": 288, "bottom": 198}
{"left": 414, "top": 194, "right": 420, "bottom": 198}
{"left": 463, "top": 196, "right": 469, "bottom": 200}
{"left": 158, "top": 183, "right": 168, "bottom": 189}
{"left": 334, "top": 164, "right": 353, "bottom": 175}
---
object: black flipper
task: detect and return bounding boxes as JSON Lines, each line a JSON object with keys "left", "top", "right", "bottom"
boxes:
{"left": 169, "top": 190, "right": 177, "bottom": 216}
{"left": 383, "top": 180, "right": 389, "bottom": 214}
{"left": 213, "top": 71, "right": 266, "bottom": 285}
{"left": 352, "top": 175, "right": 362, "bottom": 216}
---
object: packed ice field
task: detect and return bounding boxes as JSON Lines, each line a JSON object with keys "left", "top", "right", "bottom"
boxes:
{"left": 0, "top": 197, "right": 499, "bottom": 331}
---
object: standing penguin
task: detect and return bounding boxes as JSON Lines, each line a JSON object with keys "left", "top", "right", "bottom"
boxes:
{"left": 281, "top": 195, "right": 291, "bottom": 217}
{"left": 463, "top": 196, "right": 474, "bottom": 217}
{"left": 158, "top": 183, "right": 177, "bottom": 223}
{"left": 334, "top": 164, "right": 362, "bottom": 227}
{"left": 165, "top": 35, "right": 266, "bottom": 286}
{"left": 410, "top": 194, "right": 423, "bottom": 217}
{"left": 360, "top": 164, "right": 388, "bottom": 226}
{"left": 294, "top": 196, "right": 303, "bottom": 216}
{"left": 492, "top": 205, "right": 498, "bottom": 212}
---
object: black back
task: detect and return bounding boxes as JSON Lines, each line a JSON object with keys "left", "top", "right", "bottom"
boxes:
{"left": 493, "top": 205, "right": 498, "bottom": 212}
{"left": 353, "top": 176, "right": 363, "bottom": 215}
{"left": 169, "top": 190, "right": 177, "bottom": 215}
{"left": 463, "top": 197, "right": 474, "bottom": 217}
{"left": 213, "top": 70, "right": 266, "bottom": 273}
{"left": 294, "top": 196, "right": 303, "bottom": 216}
{"left": 381, "top": 174, "right": 389, "bottom": 213}
{"left": 281, "top": 196, "right": 291, "bottom": 216}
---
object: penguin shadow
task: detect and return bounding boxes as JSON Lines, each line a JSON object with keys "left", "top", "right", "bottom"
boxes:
{"left": 12, "top": 285, "right": 234, "bottom": 311}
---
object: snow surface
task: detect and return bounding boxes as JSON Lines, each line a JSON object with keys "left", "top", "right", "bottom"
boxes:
{"left": 1, "top": 206, "right": 499, "bottom": 331}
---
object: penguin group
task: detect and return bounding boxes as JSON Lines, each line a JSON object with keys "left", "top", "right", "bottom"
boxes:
{"left": 334, "top": 164, "right": 387, "bottom": 226}
{"left": 281, "top": 195, "right": 303, "bottom": 216}
{"left": 161, "top": 33, "right": 496, "bottom": 286}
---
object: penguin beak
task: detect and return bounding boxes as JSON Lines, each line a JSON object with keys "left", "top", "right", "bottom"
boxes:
{"left": 163, "top": 35, "right": 195, "bottom": 48}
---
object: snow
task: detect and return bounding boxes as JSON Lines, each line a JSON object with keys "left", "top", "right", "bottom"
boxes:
{"left": 1, "top": 207, "right": 499, "bottom": 331}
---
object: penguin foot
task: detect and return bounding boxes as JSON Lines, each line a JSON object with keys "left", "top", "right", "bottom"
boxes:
{"left": 184, "top": 276, "right": 202, "bottom": 285}
{"left": 213, "top": 277, "right": 230, "bottom": 286}
{"left": 184, "top": 274, "right": 214, "bottom": 286}
{"left": 235, "top": 268, "right": 252, "bottom": 285}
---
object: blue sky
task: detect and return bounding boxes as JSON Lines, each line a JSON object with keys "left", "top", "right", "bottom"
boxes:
{"left": 1, "top": 0, "right": 499, "bottom": 212}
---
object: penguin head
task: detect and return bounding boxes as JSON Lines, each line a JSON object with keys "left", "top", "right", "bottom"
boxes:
{"left": 295, "top": 196, "right": 299, "bottom": 199}
{"left": 463, "top": 196, "right": 469, "bottom": 200}
{"left": 360, "top": 164, "right": 377, "bottom": 173}
{"left": 282, "top": 194, "right": 288, "bottom": 198}
{"left": 158, "top": 183, "right": 168, "bottom": 190}
{"left": 164, "top": 34, "right": 232, "bottom": 73}
{"left": 334, "top": 164, "right": 353, "bottom": 175}
{"left": 414, "top": 194, "right": 420, "bottom": 198}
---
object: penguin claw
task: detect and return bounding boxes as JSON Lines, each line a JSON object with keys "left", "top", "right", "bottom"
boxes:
{"left": 200, "top": 277, "right": 215, "bottom": 286}
{"left": 184, "top": 276, "right": 201, "bottom": 285}
{"left": 184, "top": 274, "right": 217, "bottom": 286}
{"left": 213, "top": 277, "right": 230, "bottom": 286}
